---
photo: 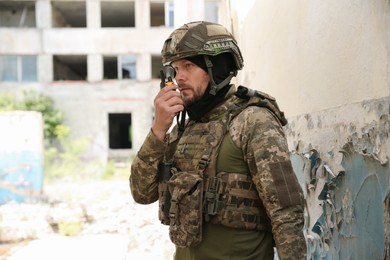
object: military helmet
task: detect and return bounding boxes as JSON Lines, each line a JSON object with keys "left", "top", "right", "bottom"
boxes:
{"left": 161, "top": 21, "right": 244, "bottom": 71}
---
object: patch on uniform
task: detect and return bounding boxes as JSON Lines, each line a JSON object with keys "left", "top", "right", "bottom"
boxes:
{"left": 269, "top": 160, "right": 301, "bottom": 208}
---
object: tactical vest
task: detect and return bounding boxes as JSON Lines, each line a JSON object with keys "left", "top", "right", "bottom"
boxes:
{"left": 164, "top": 86, "right": 287, "bottom": 234}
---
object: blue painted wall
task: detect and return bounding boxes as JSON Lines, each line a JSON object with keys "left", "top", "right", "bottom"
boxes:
{"left": 0, "top": 151, "right": 43, "bottom": 204}
{"left": 291, "top": 143, "right": 389, "bottom": 259}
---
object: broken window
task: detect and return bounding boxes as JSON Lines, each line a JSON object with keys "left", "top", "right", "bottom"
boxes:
{"left": 101, "top": 1, "right": 135, "bottom": 28}
{"left": 151, "top": 55, "right": 162, "bottom": 79}
{"left": 53, "top": 55, "right": 87, "bottom": 81}
{"left": 205, "top": 0, "right": 219, "bottom": 23}
{"left": 51, "top": 1, "right": 86, "bottom": 28}
{"left": 0, "top": 55, "right": 37, "bottom": 82}
{"left": 108, "top": 113, "right": 132, "bottom": 149}
{"left": 0, "top": 1, "right": 36, "bottom": 28}
{"left": 150, "top": 1, "right": 174, "bottom": 27}
{"left": 103, "top": 55, "right": 137, "bottom": 80}
{"left": 120, "top": 55, "right": 136, "bottom": 79}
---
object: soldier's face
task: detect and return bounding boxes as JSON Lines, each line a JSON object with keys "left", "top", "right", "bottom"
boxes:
{"left": 172, "top": 59, "right": 210, "bottom": 106}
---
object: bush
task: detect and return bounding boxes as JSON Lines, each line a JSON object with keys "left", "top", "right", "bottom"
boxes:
{"left": 44, "top": 135, "right": 104, "bottom": 181}
{"left": 0, "top": 90, "right": 67, "bottom": 142}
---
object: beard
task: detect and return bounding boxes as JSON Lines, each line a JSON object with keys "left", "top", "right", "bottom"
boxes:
{"left": 178, "top": 82, "right": 204, "bottom": 107}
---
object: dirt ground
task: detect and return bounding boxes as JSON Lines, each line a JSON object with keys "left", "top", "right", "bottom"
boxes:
{"left": 0, "top": 179, "right": 175, "bottom": 260}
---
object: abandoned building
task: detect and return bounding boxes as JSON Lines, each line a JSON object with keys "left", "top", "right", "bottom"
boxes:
{"left": 0, "top": 0, "right": 221, "bottom": 162}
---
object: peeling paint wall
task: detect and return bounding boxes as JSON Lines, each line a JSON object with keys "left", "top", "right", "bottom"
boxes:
{"left": 286, "top": 97, "right": 390, "bottom": 259}
{"left": 291, "top": 143, "right": 389, "bottom": 259}
{"left": 285, "top": 97, "right": 390, "bottom": 173}
{"left": 228, "top": 0, "right": 390, "bottom": 258}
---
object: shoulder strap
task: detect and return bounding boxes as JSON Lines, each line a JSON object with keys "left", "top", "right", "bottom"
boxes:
{"left": 199, "top": 96, "right": 254, "bottom": 177}
{"left": 235, "top": 85, "right": 288, "bottom": 126}
{"left": 167, "top": 85, "right": 286, "bottom": 171}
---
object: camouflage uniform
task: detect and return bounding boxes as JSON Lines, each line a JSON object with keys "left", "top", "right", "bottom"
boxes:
{"left": 130, "top": 21, "right": 306, "bottom": 259}
{"left": 130, "top": 85, "right": 306, "bottom": 259}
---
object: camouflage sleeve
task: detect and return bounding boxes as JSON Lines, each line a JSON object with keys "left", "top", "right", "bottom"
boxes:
{"left": 130, "top": 129, "right": 167, "bottom": 204}
{"left": 230, "top": 106, "right": 307, "bottom": 260}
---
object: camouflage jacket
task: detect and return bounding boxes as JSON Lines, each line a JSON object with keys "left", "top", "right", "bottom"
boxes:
{"left": 130, "top": 85, "right": 307, "bottom": 259}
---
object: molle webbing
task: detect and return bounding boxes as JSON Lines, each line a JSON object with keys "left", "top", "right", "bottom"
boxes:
{"left": 200, "top": 96, "right": 271, "bottom": 231}
{"left": 204, "top": 172, "right": 271, "bottom": 231}
{"left": 172, "top": 90, "right": 273, "bottom": 231}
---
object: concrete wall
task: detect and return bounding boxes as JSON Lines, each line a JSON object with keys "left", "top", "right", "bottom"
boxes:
{"left": 46, "top": 81, "right": 159, "bottom": 161}
{"left": 229, "top": 0, "right": 390, "bottom": 258}
{"left": 233, "top": 0, "right": 389, "bottom": 116}
{"left": 0, "top": 112, "right": 44, "bottom": 203}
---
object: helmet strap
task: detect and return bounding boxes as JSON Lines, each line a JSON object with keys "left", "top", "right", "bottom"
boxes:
{"left": 204, "top": 55, "right": 237, "bottom": 95}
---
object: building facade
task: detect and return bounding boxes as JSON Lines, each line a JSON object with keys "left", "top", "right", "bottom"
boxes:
{"left": 0, "top": 0, "right": 220, "bottom": 162}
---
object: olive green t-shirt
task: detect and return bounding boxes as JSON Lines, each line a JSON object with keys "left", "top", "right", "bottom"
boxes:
{"left": 174, "top": 133, "right": 274, "bottom": 260}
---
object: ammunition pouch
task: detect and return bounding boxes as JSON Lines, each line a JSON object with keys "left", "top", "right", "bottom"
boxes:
{"left": 204, "top": 172, "right": 271, "bottom": 231}
{"left": 168, "top": 169, "right": 204, "bottom": 247}
{"left": 157, "top": 162, "right": 173, "bottom": 225}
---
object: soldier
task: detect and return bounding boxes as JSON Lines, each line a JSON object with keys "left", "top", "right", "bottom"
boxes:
{"left": 130, "top": 21, "right": 306, "bottom": 259}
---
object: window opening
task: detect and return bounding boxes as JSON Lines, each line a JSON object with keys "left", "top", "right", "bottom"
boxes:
{"left": 103, "top": 56, "right": 118, "bottom": 80}
{"left": 151, "top": 55, "right": 162, "bottom": 79}
{"left": 108, "top": 113, "right": 132, "bottom": 149}
{"left": 21, "top": 56, "right": 38, "bottom": 82}
{"left": 0, "top": 56, "right": 17, "bottom": 81}
{"left": 150, "top": 1, "right": 174, "bottom": 27}
{"left": 150, "top": 2, "right": 164, "bottom": 27}
{"left": 103, "top": 55, "right": 137, "bottom": 80}
{"left": 101, "top": 1, "right": 135, "bottom": 27}
{"left": 0, "top": 1, "right": 36, "bottom": 27}
{"left": 51, "top": 1, "right": 86, "bottom": 28}
{"left": 0, "top": 55, "right": 37, "bottom": 82}
{"left": 120, "top": 55, "right": 136, "bottom": 79}
{"left": 53, "top": 55, "right": 87, "bottom": 81}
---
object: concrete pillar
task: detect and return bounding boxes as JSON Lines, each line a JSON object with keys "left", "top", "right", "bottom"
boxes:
{"left": 187, "top": 0, "right": 204, "bottom": 22}
{"left": 174, "top": 0, "right": 205, "bottom": 27}
{"left": 135, "top": 0, "right": 150, "bottom": 29}
{"left": 88, "top": 54, "right": 103, "bottom": 82}
{"left": 173, "top": 0, "right": 188, "bottom": 27}
{"left": 137, "top": 53, "right": 151, "bottom": 81}
{"left": 38, "top": 54, "right": 53, "bottom": 83}
{"left": 87, "top": 0, "right": 101, "bottom": 28}
{"left": 35, "top": 0, "right": 52, "bottom": 29}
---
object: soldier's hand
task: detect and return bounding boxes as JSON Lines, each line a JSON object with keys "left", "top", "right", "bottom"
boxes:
{"left": 152, "top": 84, "right": 184, "bottom": 141}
